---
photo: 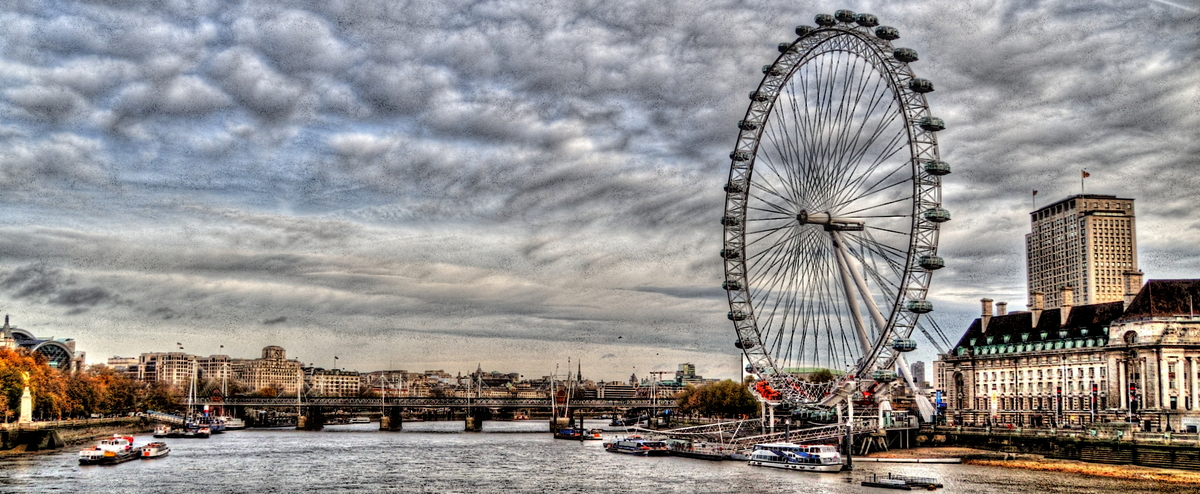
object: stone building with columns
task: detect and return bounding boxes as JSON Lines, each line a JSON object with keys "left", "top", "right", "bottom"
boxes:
{"left": 936, "top": 277, "right": 1200, "bottom": 432}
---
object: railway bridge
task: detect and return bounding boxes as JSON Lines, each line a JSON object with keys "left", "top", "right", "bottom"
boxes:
{"left": 187, "top": 396, "right": 676, "bottom": 431}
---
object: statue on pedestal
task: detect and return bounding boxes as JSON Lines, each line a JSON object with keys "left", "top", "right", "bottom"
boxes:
{"left": 18, "top": 371, "right": 32, "bottom": 424}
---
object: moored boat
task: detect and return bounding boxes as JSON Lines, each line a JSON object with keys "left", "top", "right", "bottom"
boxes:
{"left": 861, "top": 474, "right": 913, "bottom": 490}
{"left": 603, "top": 435, "right": 669, "bottom": 456}
{"left": 349, "top": 417, "right": 370, "bottom": 424}
{"left": 583, "top": 428, "right": 604, "bottom": 440}
{"left": 140, "top": 442, "right": 170, "bottom": 459}
{"left": 222, "top": 417, "right": 246, "bottom": 430}
{"left": 79, "top": 435, "right": 138, "bottom": 465}
{"left": 152, "top": 425, "right": 171, "bottom": 438}
{"left": 666, "top": 439, "right": 730, "bottom": 460}
{"left": 553, "top": 427, "right": 583, "bottom": 440}
{"left": 747, "top": 443, "right": 843, "bottom": 472}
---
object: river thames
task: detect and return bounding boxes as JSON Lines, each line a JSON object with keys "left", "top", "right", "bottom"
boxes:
{"left": 1, "top": 420, "right": 1196, "bottom": 493}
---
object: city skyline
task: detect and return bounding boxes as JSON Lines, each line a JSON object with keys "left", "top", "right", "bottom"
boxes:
{"left": 1, "top": 2, "right": 1198, "bottom": 381}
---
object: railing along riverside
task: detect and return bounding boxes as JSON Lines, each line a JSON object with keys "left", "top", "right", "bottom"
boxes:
{"left": 0, "top": 416, "right": 143, "bottom": 430}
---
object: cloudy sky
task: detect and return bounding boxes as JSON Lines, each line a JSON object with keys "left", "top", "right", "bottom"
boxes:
{"left": 1, "top": 0, "right": 1197, "bottom": 381}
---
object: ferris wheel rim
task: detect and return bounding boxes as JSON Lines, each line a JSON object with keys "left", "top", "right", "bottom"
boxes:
{"left": 722, "top": 15, "right": 945, "bottom": 406}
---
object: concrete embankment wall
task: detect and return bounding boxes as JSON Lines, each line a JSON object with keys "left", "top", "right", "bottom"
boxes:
{"left": 916, "top": 430, "right": 1200, "bottom": 471}
{"left": 2, "top": 419, "right": 153, "bottom": 452}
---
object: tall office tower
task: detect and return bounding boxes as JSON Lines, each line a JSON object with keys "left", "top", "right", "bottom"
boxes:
{"left": 910, "top": 361, "right": 926, "bottom": 387}
{"left": 1026, "top": 194, "right": 1141, "bottom": 308}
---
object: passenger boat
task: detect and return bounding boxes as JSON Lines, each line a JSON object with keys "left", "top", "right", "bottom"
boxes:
{"left": 666, "top": 439, "right": 730, "bottom": 460}
{"left": 140, "top": 442, "right": 170, "bottom": 459}
{"left": 152, "top": 425, "right": 171, "bottom": 438}
{"left": 79, "top": 435, "right": 139, "bottom": 465}
{"left": 746, "top": 443, "right": 843, "bottom": 472}
{"left": 583, "top": 428, "right": 604, "bottom": 440}
{"left": 349, "top": 417, "right": 370, "bottom": 424}
{"left": 222, "top": 417, "right": 246, "bottom": 430}
{"left": 603, "top": 435, "right": 670, "bottom": 456}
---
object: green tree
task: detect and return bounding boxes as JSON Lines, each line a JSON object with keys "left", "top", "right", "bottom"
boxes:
{"left": 808, "top": 369, "right": 836, "bottom": 383}
{"left": 676, "top": 379, "right": 758, "bottom": 418}
{"left": 140, "top": 381, "right": 183, "bottom": 413}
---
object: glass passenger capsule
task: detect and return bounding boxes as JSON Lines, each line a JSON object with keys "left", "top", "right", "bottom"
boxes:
{"left": 922, "top": 207, "right": 951, "bottom": 222}
{"left": 728, "top": 310, "right": 749, "bottom": 321}
{"left": 918, "top": 255, "right": 945, "bottom": 270}
{"left": 749, "top": 91, "right": 770, "bottom": 102}
{"left": 922, "top": 160, "right": 951, "bottom": 175}
{"left": 762, "top": 65, "right": 782, "bottom": 76}
{"left": 892, "top": 338, "right": 917, "bottom": 352}
{"left": 855, "top": 13, "right": 879, "bottom": 27}
{"left": 734, "top": 338, "right": 757, "bottom": 349}
{"left": 906, "top": 300, "right": 934, "bottom": 313}
{"left": 875, "top": 26, "right": 899, "bottom": 40}
{"left": 730, "top": 151, "right": 752, "bottom": 161}
{"left": 778, "top": 43, "right": 792, "bottom": 53}
{"left": 720, "top": 249, "right": 740, "bottom": 259}
{"left": 908, "top": 78, "right": 934, "bottom": 93}
{"left": 872, "top": 370, "right": 898, "bottom": 383}
{"left": 724, "top": 181, "right": 744, "bottom": 193}
{"left": 721, "top": 215, "right": 741, "bottom": 226}
{"left": 737, "top": 120, "right": 759, "bottom": 130}
{"left": 795, "top": 25, "right": 815, "bottom": 37}
{"left": 815, "top": 14, "right": 837, "bottom": 26}
{"left": 834, "top": 10, "right": 857, "bottom": 23}
{"left": 894, "top": 48, "right": 919, "bottom": 63}
{"left": 918, "top": 116, "right": 945, "bottom": 131}
{"left": 722, "top": 280, "right": 742, "bottom": 291}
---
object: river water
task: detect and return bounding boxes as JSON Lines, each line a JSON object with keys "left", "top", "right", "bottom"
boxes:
{"left": 1, "top": 420, "right": 1195, "bottom": 493}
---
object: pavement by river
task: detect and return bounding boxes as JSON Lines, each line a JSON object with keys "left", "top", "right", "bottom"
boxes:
{"left": 2, "top": 420, "right": 1197, "bottom": 493}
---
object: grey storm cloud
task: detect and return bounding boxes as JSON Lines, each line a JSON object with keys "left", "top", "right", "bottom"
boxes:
{"left": 0, "top": 0, "right": 1197, "bottom": 378}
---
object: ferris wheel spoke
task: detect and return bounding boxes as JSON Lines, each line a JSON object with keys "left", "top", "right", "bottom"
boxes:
{"left": 864, "top": 225, "right": 911, "bottom": 237}
{"left": 747, "top": 192, "right": 797, "bottom": 217}
{"left": 838, "top": 194, "right": 912, "bottom": 217}
{"left": 830, "top": 128, "right": 908, "bottom": 207}
{"left": 834, "top": 175, "right": 912, "bottom": 213}
{"left": 827, "top": 116, "right": 906, "bottom": 208}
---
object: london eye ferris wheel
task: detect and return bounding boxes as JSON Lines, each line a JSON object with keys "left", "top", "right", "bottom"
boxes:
{"left": 721, "top": 10, "right": 949, "bottom": 418}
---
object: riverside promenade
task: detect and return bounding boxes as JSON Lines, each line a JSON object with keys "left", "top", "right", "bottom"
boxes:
{"left": 914, "top": 424, "right": 1200, "bottom": 471}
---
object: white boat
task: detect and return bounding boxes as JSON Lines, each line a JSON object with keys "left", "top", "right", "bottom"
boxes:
{"left": 221, "top": 417, "right": 246, "bottom": 430}
{"left": 747, "top": 443, "right": 843, "bottom": 472}
{"left": 140, "top": 442, "right": 170, "bottom": 459}
{"left": 79, "top": 435, "right": 138, "bottom": 465}
{"left": 349, "top": 417, "right": 370, "bottom": 424}
{"left": 603, "top": 435, "right": 670, "bottom": 456}
{"left": 152, "top": 424, "right": 171, "bottom": 438}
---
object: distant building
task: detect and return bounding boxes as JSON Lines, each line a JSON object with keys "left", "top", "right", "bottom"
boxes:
{"left": 910, "top": 361, "right": 926, "bottom": 389}
{"left": 305, "top": 368, "right": 360, "bottom": 397}
{"left": 236, "top": 346, "right": 302, "bottom": 395}
{"left": 136, "top": 352, "right": 195, "bottom": 388}
{"left": 1026, "top": 194, "right": 1140, "bottom": 308}
{"left": 1, "top": 315, "right": 82, "bottom": 371}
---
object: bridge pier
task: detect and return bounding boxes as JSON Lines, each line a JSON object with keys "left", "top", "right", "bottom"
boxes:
{"left": 297, "top": 406, "right": 325, "bottom": 431}
{"left": 380, "top": 406, "right": 403, "bottom": 431}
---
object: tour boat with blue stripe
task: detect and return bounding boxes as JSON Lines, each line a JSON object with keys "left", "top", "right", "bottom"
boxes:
{"left": 747, "top": 443, "right": 843, "bottom": 472}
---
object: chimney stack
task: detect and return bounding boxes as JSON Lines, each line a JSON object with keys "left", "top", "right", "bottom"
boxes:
{"left": 981, "top": 298, "right": 994, "bottom": 333}
{"left": 996, "top": 302, "right": 1008, "bottom": 316}
{"left": 1029, "top": 292, "right": 1044, "bottom": 327}
{"left": 1060, "top": 285, "right": 1074, "bottom": 327}
{"left": 1123, "top": 270, "right": 1144, "bottom": 309}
